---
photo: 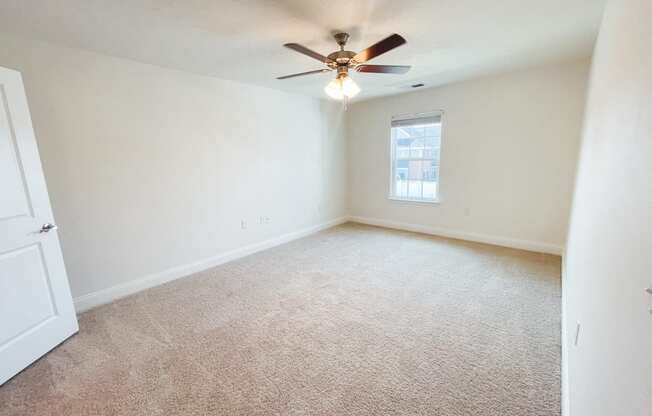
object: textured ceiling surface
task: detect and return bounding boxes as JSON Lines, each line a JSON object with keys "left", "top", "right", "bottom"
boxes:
{"left": 0, "top": 0, "right": 605, "bottom": 100}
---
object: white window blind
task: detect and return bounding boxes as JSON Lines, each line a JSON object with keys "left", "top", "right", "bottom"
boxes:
{"left": 390, "top": 111, "right": 442, "bottom": 202}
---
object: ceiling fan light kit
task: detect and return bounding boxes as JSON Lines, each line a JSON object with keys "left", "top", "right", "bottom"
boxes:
{"left": 277, "top": 32, "right": 410, "bottom": 103}
{"left": 324, "top": 68, "right": 360, "bottom": 100}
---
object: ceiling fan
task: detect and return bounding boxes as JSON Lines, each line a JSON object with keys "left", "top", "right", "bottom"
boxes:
{"left": 277, "top": 32, "right": 410, "bottom": 100}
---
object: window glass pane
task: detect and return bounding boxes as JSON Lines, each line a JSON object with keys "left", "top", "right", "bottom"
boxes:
{"left": 410, "top": 126, "right": 425, "bottom": 138}
{"left": 410, "top": 138, "right": 424, "bottom": 158}
{"left": 423, "top": 136, "right": 436, "bottom": 159}
{"left": 422, "top": 181, "right": 436, "bottom": 199}
{"left": 396, "top": 127, "right": 411, "bottom": 139}
{"left": 390, "top": 115, "right": 442, "bottom": 202}
{"left": 395, "top": 177, "right": 408, "bottom": 197}
{"left": 432, "top": 150, "right": 440, "bottom": 165}
{"left": 408, "top": 180, "right": 421, "bottom": 199}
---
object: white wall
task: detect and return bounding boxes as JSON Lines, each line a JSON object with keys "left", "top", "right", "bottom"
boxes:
{"left": 347, "top": 61, "right": 590, "bottom": 254}
{"left": 0, "top": 34, "right": 347, "bottom": 304}
{"left": 564, "top": 1, "right": 652, "bottom": 415}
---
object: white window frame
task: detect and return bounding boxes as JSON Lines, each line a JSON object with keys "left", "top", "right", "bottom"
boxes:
{"left": 388, "top": 110, "right": 444, "bottom": 204}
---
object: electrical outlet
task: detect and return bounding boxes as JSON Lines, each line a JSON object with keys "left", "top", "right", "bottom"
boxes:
{"left": 241, "top": 220, "right": 247, "bottom": 229}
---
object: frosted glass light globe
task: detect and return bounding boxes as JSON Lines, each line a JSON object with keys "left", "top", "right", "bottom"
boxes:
{"left": 324, "top": 74, "right": 360, "bottom": 100}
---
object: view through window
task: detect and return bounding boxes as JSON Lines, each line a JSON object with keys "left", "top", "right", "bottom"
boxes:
{"left": 390, "top": 112, "right": 442, "bottom": 202}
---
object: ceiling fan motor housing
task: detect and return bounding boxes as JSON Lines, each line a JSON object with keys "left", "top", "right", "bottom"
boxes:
{"left": 328, "top": 32, "right": 357, "bottom": 69}
{"left": 327, "top": 50, "right": 356, "bottom": 68}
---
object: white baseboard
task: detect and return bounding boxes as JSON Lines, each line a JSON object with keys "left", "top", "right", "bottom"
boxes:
{"left": 348, "top": 215, "right": 563, "bottom": 255}
{"left": 75, "top": 215, "right": 562, "bottom": 314}
{"left": 73, "top": 216, "right": 349, "bottom": 313}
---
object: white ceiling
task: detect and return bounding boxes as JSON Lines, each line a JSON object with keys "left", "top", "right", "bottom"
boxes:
{"left": 0, "top": 0, "right": 605, "bottom": 101}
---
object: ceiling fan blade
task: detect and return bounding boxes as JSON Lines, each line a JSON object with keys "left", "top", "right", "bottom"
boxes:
{"left": 356, "top": 64, "right": 411, "bottom": 74}
{"left": 276, "top": 69, "right": 332, "bottom": 80}
{"left": 353, "top": 34, "right": 406, "bottom": 63}
{"left": 284, "top": 43, "right": 333, "bottom": 63}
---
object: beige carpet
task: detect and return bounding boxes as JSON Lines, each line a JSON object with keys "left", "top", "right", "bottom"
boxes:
{"left": 0, "top": 223, "right": 561, "bottom": 415}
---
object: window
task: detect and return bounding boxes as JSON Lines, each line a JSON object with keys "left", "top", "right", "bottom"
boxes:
{"left": 389, "top": 112, "right": 442, "bottom": 202}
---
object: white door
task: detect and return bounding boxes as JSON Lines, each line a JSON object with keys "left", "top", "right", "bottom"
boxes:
{"left": 0, "top": 67, "right": 78, "bottom": 385}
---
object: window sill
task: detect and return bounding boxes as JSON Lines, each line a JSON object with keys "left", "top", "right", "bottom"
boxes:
{"left": 388, "top": 196, "right": 441, "bottom": 205}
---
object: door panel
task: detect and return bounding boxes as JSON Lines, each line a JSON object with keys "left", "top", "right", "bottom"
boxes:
{"left": 0, "top": 67, "right": 78, "bottom": 385}
{"left": 0, "top": 244, "right": 56, "bottom": 346}
{"left": 0, "top": 85, "right": 32, "bottom": 220}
